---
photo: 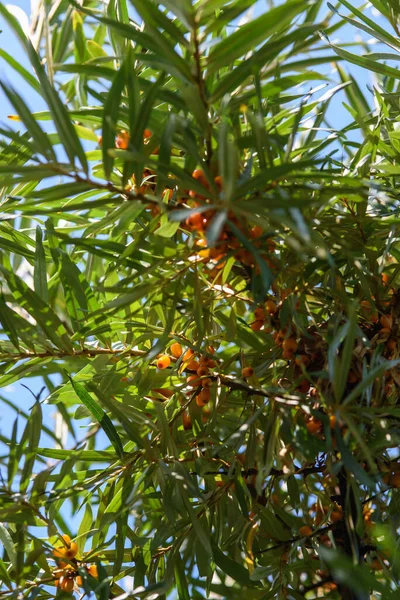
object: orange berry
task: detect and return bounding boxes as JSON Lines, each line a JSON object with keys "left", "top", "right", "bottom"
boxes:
{"left": 197, "top": 365, "right": 209, "bottom": 377}
{"left": 196, "top": 388, "right": 211, "bottom": 407}
{"left": 306, "top": 418, "right": 322, "bottom": 435}
{"left": 183, "top": 349, "right": 194, "bottom": 362}
{"left": 186, "top": 212, "right": 204, "bottom": 231}
{"left": 76, "top": 576, "right": 83, "bottom": 586}
{"left": 282, "top": 337, "right": 298, "bottom": 353}
{"left": 60, "top": 578, "right": 74, "bottom": 592}
{"left": 170, "top": 342, "right": 183, "bottom": 358}
{"left": 329, "top": 415, "right": 337, "bottom": 429}
{"left": 187, "top": 360, "right": 200, "bottom": 371}
{"left": 182, "top": 412, "right": 192, "bottom": 430}
{"left": 299, "top": 526, "right": 313, "bottom": 537}
{"left": 207, "top": 346, "right": 215, "bottom": 355}
{"left": 241, "top": 366, "right": 254, "bottom": 378}
{"left": 97, "top": 135, "right": 102, "bottom": 147}
{"left": 116, "top": 130, "right": 130, "bottom": 149}
{"left": 254, "top": 307, "right": 266, "bottom": 320}
{"left": 295, "top": 355, "right": 310, "bottom": 368}
{"left": 250, "top": 225, "right": 263, "bottom": 239}
{"left": 331, "top": 505, "right": 343, "bottom": 522}
{"left": 251, "top": 320, "right": 263, "bottom": 332}
{"left": 282, "top": 349, "right": 294, "bottom": 360}
{"left": 275, "top": 331, "right": 286, "bottom": 345}
{"left": 201, "top": 378, "right": 212, "bottom": 388}
{"left": 53, "top": 535, "right": 78, "bottom": 560}
{"left": 380, "top": 314, "right": 393, "bottom": 329}
{"left": 265, "top": 300, "right": 278, "bottom": 315}
{"left": 143, "top": 129, "right": 152, "bottom": 139}
{"left": 192, "top": 168, "right": 207, "bottom": 183}
{"left": 156, "top": 355, "right": 171, "bottom": 370}
{"left": 186, "top": 374, "right": 200, "bottom": 388}
{"left": 382, "top": 273, "right": 389, "bottom": 285}
{"left": 198, "top": 355, "right": 208, "bottom": 366}
{"left": 206, "top": 359, "right": 217, "bottom": 368}
{"left": 88, "top": 565, "right": 98, "bottom": 578}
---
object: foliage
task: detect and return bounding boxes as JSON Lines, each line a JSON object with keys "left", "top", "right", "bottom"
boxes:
{"left": 0, "top": 1, "right": 400, "bottom": 598}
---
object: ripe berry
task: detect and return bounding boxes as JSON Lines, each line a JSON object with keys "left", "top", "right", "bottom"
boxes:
{"left": 282, "top": 337, "right": 298, "bottom": 353}
{"left": 197, "top": 365, "right": 209, "bottom": 377}
{"left": 183, "top": 349, "right": 194, "bottom": 362}
{"left": 380, "top": 314, "right": 393, "bottom": 329}
{"left": 196, "top": 388, "right": 210, "bottom": 407}
{"left": 143, "top": 129, "right": 152, "bottom": 139}
{"left": 206, "top": 359, "right": 217, "bottom": 368}
{"left": 251, "top": 320, "right": 263, "bottom": 332}
{"left": 306, "top": 418, "right": 322, "bottom": 434}
{"left": 170, "top": 342, "right": 183, "bottom": 358}
{"left": 329, "top": 415, "right": 337, "bottom": 429}
{"left": 242, "top": 367, "right": 254, "bottom": 378}
{"left": 60, "top": 578, "right": 74, "bottom": 592}
{"left": 331, "top": 505, "right": 343, "bottom": 522}
{"left": 53, "top": 535, "right": 78, "bottom": 560}
{"left": 186, "top": 212, "right": 204, "bottom": 231}
{"left": 187, "top": 360, "right": 200, "bottom": 371}
{"left": 201, "top": 378, "right": 212, "bottom": 388}
{"left": 250, "top": 225, "right": 263, "bottom": 239}
{"left": 116, "top": 130, "right": 130, "bottom": 149}
{"left": 88, "top": 565, "right": 98, "bottom": 578}
{"left": 299, "top": 525, "right": 313, "bottom": 537}
{"left": 254, "top": 307, "right": 266, "bottom": 320}
{"left": 265, "top": 300, "right": 278, "bottom": 315}
{"left": 282, "top": 349, "right": 294, "bottom": 360}
{"left": 186, "top": 375, "right": 200, "bottom": 388}
{"left": 157, "top": 355, "right": 171, "bottom": 369}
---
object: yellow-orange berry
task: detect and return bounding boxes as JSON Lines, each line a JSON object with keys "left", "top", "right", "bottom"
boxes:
{"left": 152, "top": 388, "right": 174, "bottom": 399}
{"left": 265, "top": 300, "right": 278, "bottom": 315}
{"left": 144, "top": 129, "right": 152, "bottom": 139}
{"left": 329, "top": 415, "right": 337, "bottom": 429}
{"left": 242, "top": 366, "right": 254, "bottom": 378}
{"left": 299, "top": 526, "right": 313, "bottom": 537}
{"left": 196, "top": 388, "right": 210, "bottom": 407}
{"left": 282, "top": 349, "right": 294, "bottom": 360}
{"left": 60, "top": 578, "right": 74, "bottom": 592}
{"left": 116, "top": 130, "right": 130, "bottom": 149}
{"left": 88, "top": 565, "right": 98, "bottom": 578}
{"left": 156, "top": 355, "right": 171, "bottom": 370}
{"left": 170, "top": 342, "right": 183, "bottom": 358}
{"left": 183, "top": 349, "right": 195, "bottom": 362}
{"left": 251, "top": 320, "right": 263, "bottom": 332}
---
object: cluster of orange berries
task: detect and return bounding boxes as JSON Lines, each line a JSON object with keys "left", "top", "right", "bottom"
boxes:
{"left": 183, "top": 169, "right": 277, "bottom": 282}
{"left": 153, "top": 343, "right": 218, "bottom": 429}
{"left": 52, "top": 535, "right": 98, "bottom": 592}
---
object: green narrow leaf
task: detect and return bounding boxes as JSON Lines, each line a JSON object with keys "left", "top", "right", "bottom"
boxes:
{"left": 68, "top": 376, "right": 125, "bottom": 458}
{"left": 34, "top": 226, "right": 48, "bottom": 303}
{"left": 0, "top": 524, "right": 17, "bottom": 570}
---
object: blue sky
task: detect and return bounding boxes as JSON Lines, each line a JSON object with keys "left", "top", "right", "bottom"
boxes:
{"left": 0, "top": 0, "right": 392, "bottom": 461}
